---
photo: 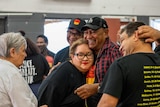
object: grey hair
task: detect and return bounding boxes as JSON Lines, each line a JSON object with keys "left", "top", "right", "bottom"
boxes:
{"left": 0, "top": 37, "right": 7, "bottom": 57}
{"left": 0, "top": 32, "right": 27, "bottom": 57}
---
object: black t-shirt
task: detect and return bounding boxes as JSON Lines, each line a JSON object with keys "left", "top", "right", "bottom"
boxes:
{"left": 99, "top": 53, "right": 160, "bottom": 107}
{"left": 38, "top": 61, "right": 86, "bottom": 107}
{"left": 20, "top": 54, "right": 50, "bottom": 84}
{"left": 54, "top": 46, "right": 70, "bottom": 65}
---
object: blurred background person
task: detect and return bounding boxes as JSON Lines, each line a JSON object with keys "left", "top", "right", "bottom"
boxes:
{"left": 38, "top": 38, "right": 94, "bottom": 107}
{"left": 36, "top": 34, "right": 55, "bottom": 68}
{"left": 0, "top": 32, "right": 37, "bottom": 107}
{"left": 20, "top": 37, "right": 50, "bottom": 97}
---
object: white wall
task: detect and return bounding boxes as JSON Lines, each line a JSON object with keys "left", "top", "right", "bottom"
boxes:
{"left": 0, "top": 0, "right": 160, "bottom": 16}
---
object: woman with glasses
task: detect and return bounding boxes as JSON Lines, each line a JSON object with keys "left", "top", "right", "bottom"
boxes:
{"left": 38, "top": 38, "right": 94, "bottom": 107}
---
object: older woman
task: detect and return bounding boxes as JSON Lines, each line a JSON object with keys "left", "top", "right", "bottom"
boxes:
{"left": 0, "top": 32, "right": 37, "bottom": 107}
{"left": 38, "top": 38, "right": 94, "bottom": 107}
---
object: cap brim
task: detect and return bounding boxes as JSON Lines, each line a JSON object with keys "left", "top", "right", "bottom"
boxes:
{"left": 68, "top": 27, "right": 81, "bottom": 32}
{"left": 81, "top": 24, "right": 100, "bottom": 31}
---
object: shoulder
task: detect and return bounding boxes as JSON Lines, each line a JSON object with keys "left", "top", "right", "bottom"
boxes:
{"left": 103, "top": 40, "right": 122, "bottom": 57}
{"left": 47, "top": 61, "right": 74, "bottom": 80}
{"left": 109, "top": 40, "right": 120, "bottom": 50}
{"left": 103, "top": 38, "right": 120, "bottom": 51}
{"left": 26, "top": 54, "right": 46, "bottom": 61}
{"left": 0, "top": 60, "right": 19, "bottom": 75}
{"left": 55, "top": 61, "right": 78, "bottom": 74}
{"left": 56, "top": 61, "right": 73, "bottom": 71}
{"left": 56, "top": 46, "right": 69, "bottom": 54}
{"left": 116, "top": 53, "right": 153, "bottom": 64}
{"left": 48, "top": 50, "right": 55, "bottom": 56}
{"left": 54, "top": 46, "right": 69, "bottom": 58}
{"left": 117, "top": 54, "right": 137, "bottom": 62}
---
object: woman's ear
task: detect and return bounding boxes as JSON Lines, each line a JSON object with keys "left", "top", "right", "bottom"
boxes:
{"left": 70, "top": 54, "right": 74, "bottom": 59}
{"left": 9, "top": 48, "right": 16, "bottom": 57}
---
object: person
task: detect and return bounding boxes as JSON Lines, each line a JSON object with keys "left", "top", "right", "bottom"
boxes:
{"left": 138, "top": 25, "right": 160, "bottom": 43}
{"left": 36, "top": 34, "right": 55, "bottom": 68}
{"left": 38, "top": 38, "right": 94, "bottom": 107}
{"left": 53, "top": 18, "right": 86, "bottom": 65}
{"left": 0, "top": 32, "right": 37, "bottom": 107}
{"left": 97, "top": 22, "right": 160, "bottom": 107}
{"left": 20, "top": 37, "right": 50, "bottom": 97}
{"left": 74, "top": 17, "right": 122, "bottom": 107}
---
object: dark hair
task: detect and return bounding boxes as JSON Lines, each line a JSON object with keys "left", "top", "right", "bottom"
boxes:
{"left": 18, "top": 30, "right": 26, "bottom": 36}
{"left": 120, "top": 22, "right": 152, "bottom": 46}
{"left": 26, "top": 37, "right": 40, "bottom": 56}
{"left": 37, "top": 34, "right": 48, "bottom": 44}
{"left": 120, "top": 22, "right": 145, "bottom": 37}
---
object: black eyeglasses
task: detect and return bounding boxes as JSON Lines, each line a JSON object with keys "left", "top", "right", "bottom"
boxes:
{"left": 67, "top": 31, "right": 81, "bottom": 37}
{"left": 74, "top": 52, "right": 93, "bottom": 60}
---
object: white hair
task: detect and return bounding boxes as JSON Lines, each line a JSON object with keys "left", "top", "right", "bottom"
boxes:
{"left": 0, "top": 32, "right": 27, "bottom": 57}
{"left": 0, "top": 36, "right": 7, "bottom": 57}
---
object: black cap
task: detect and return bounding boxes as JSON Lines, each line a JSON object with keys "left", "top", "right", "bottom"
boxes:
{"left": 68, "top": 18, "right": 86, "bottom": 32}
{"left": 82, "top": 17, "right": 108, "bottom": 31}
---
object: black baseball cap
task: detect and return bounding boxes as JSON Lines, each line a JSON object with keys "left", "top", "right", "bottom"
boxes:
{"left": 82, "top": 17, "right": 108, "bottom": 31}
{"left": 68, "top": 18, "right": 86, "bottom": 32}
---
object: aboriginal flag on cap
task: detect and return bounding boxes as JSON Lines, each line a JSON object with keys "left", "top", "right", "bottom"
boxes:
{"left": 68, "top": 18, "right": 86, "bottom": 32}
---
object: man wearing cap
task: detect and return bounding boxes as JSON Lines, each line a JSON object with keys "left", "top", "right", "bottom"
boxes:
{"left": 74, "top": 17, "right": 122, "bottom": 107}
{"left": 53, "top": 18, "right": 86, "bottom": 65}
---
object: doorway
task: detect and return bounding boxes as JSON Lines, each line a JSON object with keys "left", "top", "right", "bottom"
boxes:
{"left": 149, "top": 17, "right": 160, "bottom": 50}
{"left": 44, "top": 19, "right": 71, "bottom": 53}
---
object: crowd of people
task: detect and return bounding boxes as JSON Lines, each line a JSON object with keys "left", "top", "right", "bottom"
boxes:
{"left": 1, "top": 16, "right": 160, "bottom": 107}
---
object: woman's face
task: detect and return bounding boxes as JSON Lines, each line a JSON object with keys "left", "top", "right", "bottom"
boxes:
{"left": 10, "top": 44, "right": 27, "bottom": 67}
{"left": 71, "top": 44, "right": 94, "bottom": 73}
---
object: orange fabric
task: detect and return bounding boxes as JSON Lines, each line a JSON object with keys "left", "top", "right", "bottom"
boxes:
{"left": 45, "top": 56, "right": 54, "bottom": 68}
{"left": 86, "top": 65, "right": 95, "bottom": 84}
